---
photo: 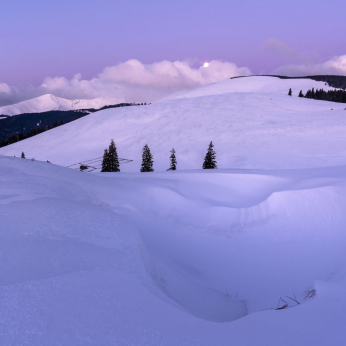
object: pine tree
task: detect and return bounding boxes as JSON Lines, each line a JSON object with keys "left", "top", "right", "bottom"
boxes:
{"left": 101, "top": 149, "right": 110, "bottom": 172}
{"left": 298, "top": 90, "right": 304, "bottom": 98}
{"left": 108, "top": 139, "right": 120, "bottom": 172}
{"left": 21, "top": 151, "right": 25, "bottom": 159}
{"left": 141, "top": 144, "right": 154, "bottom": 172}
{"left": 203, "top": 141, "right": 217, "bottom": 169}
{"left": 288, "top": 88, "right": 292, "bottom": 96}
{"left": 167, "top": 148, "right": 177, "bottom": 171}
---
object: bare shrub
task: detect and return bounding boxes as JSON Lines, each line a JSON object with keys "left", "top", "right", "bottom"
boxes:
{"left": 285, "top": 294, "right": 300, "bottom": 305}
{"left": 276, "top": 297, "right": 288, "bottom": 310}
{"left": 304, "top": 287, "right": 316, "bottom": 300}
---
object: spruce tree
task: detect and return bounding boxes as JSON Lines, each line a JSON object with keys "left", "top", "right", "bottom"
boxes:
{"left": 141, "top": 144, "right": 154, "bottom": 172}
{"left": 101, "top": 149, "right": 110, "bottom": 172}
{"left": 168, "top": 148, "right": 177, "bottom": 171}
{"left": 298, "top": 90, "right": 304, "bottom": 98}
{"left": 108, "top": 139, "right": 120, "bottom": 172}
{"left": 288, "top": 88, "right": 292, "bottom": 96}
{"left": 203, "top": 141, "right": 217, "bottom": 169}
{"left": 21, "top": 152, "right": 25, "bottom": 159}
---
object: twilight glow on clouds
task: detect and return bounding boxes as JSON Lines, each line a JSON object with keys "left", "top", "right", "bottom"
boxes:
{"left": 0, "top": 60, "right": 252, "bottom": 105}
{"left": 0, "top": 0, "right": 345, "bottom": 105}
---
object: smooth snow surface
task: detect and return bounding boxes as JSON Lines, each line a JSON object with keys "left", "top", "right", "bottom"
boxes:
{"left": 0, "top": 94, "right": 124, "bottom": 116}
{"left": 0, "top": 156, "right": 346, "bottom": 345}
{"left": 1, "top": 76, "right": 345, "bottom": 171}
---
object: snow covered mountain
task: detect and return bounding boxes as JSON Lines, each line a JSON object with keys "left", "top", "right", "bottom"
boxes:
{"left": 0, "top": 94, "right": 124, "bottom": 116}
{"left": 1, "top": 76, "right": 344, "bottom": 171}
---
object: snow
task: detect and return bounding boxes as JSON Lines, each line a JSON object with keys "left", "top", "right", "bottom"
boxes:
{"left": 0, "top": 94, "right": 125, "bottom": 116}
{"left": 0, "top": 156, "right": 346, "bottom": 345}
{"left": 167, "top": 75, "right": 337, "bottom": 100}
{"left": 1, "top": 76, "right": 345, "bottom": 171}
{"left": 1, "top": 76, "right": 346, "bottom": 344}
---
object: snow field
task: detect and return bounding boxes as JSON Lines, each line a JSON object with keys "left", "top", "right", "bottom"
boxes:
{"left": 1, "top": 77, "right": 346, "bottom": 171}
{"left": 0, "top": 156, "right": 346, "bottom": 345}
{"left": 1, "top": 76, "right": 346, "bottom": 344}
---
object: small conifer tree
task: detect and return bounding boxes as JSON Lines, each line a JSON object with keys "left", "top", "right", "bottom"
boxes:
{"left": 203, "top": 141, "right": 217, "bottom": 169}
{"left": 141, "top": 144, "right": 154, "bottom": 172}
{"left": 168, "top": 148, "right": 177, "bottom": 171}
{"left": 288, "top": 88, "right": 292, "bottom": 96}
{"left": 298, "top": 90, "right": 304, "bottom": 98}
{"left": 101, "top": 149, "right": 110, "bottom": 172}
{"left": 21, "top": 152, "right": 25, "bottom": 159}
{"left": 108, "top": 139, "right": 120, "bottom": 172}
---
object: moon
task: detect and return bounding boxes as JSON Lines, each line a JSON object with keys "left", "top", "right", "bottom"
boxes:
{"left": 203, "top": 62, "right": 209, "bottom": 67}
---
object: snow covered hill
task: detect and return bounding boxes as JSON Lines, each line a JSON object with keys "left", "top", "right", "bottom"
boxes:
{"left": 1, "top": 76, "right": 346, "bottom": 344}
{"left": 0, "top": 156, "right": 345, "bottom": 345}
{"left": 1, "top": 76, "right": 345, "bottom": 171}
{"left": 0, "top": 94, "right": 124, "bottom": 116}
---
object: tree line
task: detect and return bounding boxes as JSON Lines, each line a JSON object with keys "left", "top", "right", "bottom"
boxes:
{"left": 100, "top": 140, "right": 217, "bottom": 172}
{"left": 0, "top": 119, "right": 71, "bottom": 148}
{"left": 289, "top": 88, "right": 346, "bottom": 104}
{"left": 0, "top": 103, "right": 133, "bottom": 148}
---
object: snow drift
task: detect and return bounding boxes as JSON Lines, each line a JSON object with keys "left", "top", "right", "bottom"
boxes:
{"left": 0, "top": 156, "right": 345, "bottom": 345}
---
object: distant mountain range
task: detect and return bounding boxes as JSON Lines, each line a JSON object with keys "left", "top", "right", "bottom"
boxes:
{"left": 0, "top": 94, "right": 125, "bottom": 116}
{"left": 0, "top": 103, "right": 132, "bottom": 144}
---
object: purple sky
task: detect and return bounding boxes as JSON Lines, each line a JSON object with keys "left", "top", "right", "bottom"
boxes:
{"left": 1, "top": 0, "right": 345, "bottom": 86}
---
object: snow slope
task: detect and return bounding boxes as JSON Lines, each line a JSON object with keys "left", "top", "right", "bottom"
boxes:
{"left": 168, "top": 75, "right": 337, "bottom": 99}
{"left": 0, "top": 94, "right": 124, "bottom": 116}
{"left": 1, "top": 76, "right": 345, "bottom": 171}
{"left": 1, "top": 76, "right": 346, "bottom": 344}
{"left": 0, "top": 156, "right": 345, "bottom": 345}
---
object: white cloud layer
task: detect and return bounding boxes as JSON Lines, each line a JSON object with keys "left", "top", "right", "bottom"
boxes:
{"left": 0, "top": 60, "right": 251, "bottom": 106}
{"left": 273, "top": 55, "right": 346, "bottom": 76}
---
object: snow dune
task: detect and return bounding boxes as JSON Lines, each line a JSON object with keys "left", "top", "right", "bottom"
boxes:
{"left": 0, "top": 156, "right": 345, "bottom": 345}
{"left": 1, "top": 76, "right": 345, "bottom": 171}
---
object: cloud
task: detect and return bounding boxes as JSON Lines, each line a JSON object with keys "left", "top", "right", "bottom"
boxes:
{"left": 0, "top": 83, "right": 12, "bottom": 95}
{"left": 0, "top": 59, "right": 251, "bottom": 106}
{"left": 262, "top": 38, "right": 319, "bottom": 66}
{"left": 0, "top": 84, "right": 18, "bottom": 106}
{"left": 262, "top": 39, "right": 346, "bottom": 76}
{"left": 263, "top": 38, "right": 302, "bottom": 61}
{"left": 273, "top": 55, "right": 346, "bottom": 76}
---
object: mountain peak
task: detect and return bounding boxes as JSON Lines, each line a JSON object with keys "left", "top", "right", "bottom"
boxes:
{"left": 0, "top": 94, "right": 125, "bottom": 116}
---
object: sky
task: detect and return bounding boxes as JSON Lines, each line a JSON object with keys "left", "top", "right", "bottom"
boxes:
{"left": 0, "top": 0, "right": 345, "bottom": 105}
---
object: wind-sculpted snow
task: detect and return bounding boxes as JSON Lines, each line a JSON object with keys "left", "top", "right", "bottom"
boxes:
{"left": 0, "top": 156, "right": 345, "bottom": 345}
